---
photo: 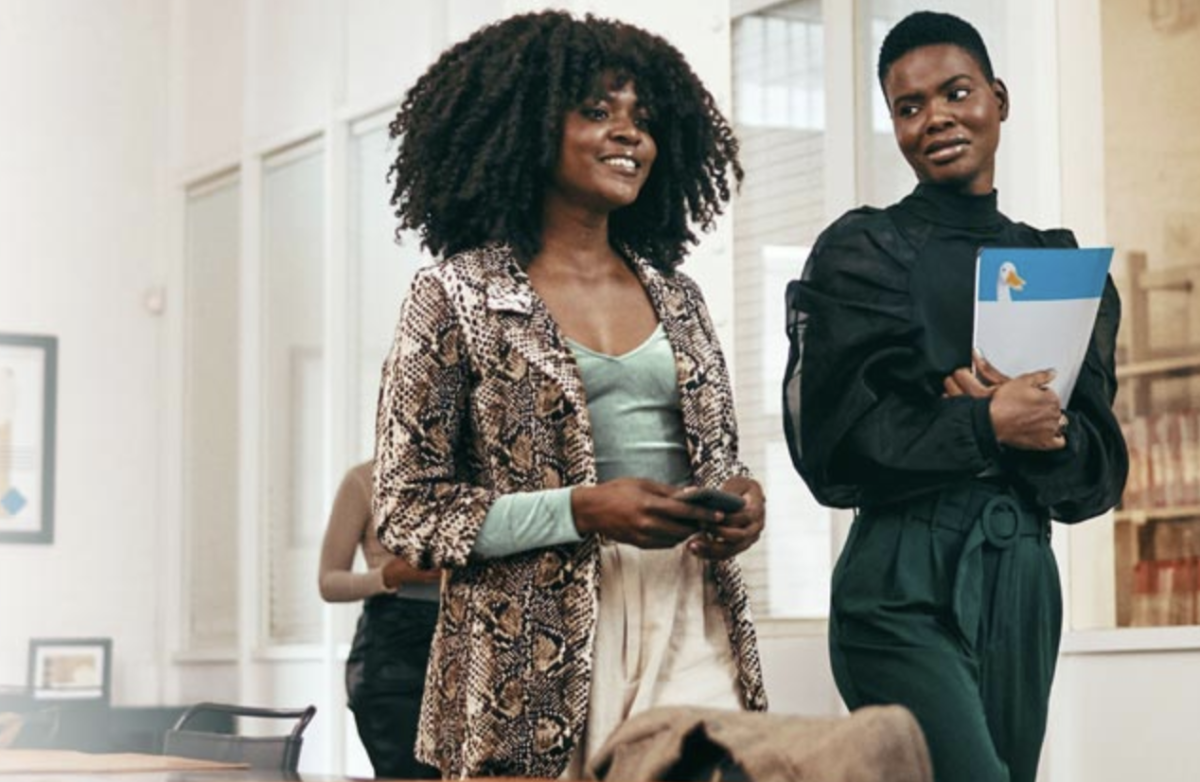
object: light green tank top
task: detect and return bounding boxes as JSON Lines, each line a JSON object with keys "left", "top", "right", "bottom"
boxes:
{"left": 567, "top": 324, "right": 692, "bottom": 486}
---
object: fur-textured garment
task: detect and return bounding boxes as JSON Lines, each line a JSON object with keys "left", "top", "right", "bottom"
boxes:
{"left": 587, "top": 705, "right": 932, "bottom": 782}
{"left": 373, "top": 244, "right": 767, "bottom": 778}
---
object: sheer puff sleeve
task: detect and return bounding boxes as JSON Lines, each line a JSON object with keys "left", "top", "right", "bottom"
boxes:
{"left": 784, "top": 210, "right": 999, "bottom": 508}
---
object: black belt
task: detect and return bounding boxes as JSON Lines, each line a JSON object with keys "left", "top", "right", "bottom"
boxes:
{"left": 904, "top": 479, "right": 1050, "bottom": 547}
{"left": 900, "top": 479, "right": 1051, "bottom": 647}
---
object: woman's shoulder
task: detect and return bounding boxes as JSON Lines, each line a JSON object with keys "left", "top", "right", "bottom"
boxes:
{"left": 421, "top": 244, "right": 516, "bottom": 282}
{"left": 348, "top": 460, "right": 373, "bottom": 493}
{"left": 803, "top": 205, "right": 915, "bottom": 287}
{"left": 820, "top": 205, "right": 892, "bottom": 240}
{"left": 997, "top": 207, "right": 1078, "bottom": 248}
{"left": 406, "top": 244, "right": 521, "bottom": 308}
{"left": 1010, "top": 223, "right": 1079, "bottom": 249}
{"left": 631, "top": 257, "right": 713, "bottom": 316}
{"left": 809, "top": 205, "right": 906, "bottom": 263}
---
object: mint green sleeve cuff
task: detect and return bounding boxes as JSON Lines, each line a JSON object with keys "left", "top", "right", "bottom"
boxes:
{"left": 472, "top": 487, "right": 583, "bottom": 559}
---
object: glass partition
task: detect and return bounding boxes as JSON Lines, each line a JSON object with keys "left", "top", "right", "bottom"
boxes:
{"left": 263, "top": 141, "right": 326, "bottom": 645}
{"left": 183, "top": 174, "right": 241, "bottom": 653}
{"left": 732, "top": 0, "right": 833, "bottom": 618}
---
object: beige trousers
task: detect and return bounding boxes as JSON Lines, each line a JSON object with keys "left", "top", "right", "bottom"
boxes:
{"left": 566, "top": 541, "right": 742, "bottom": 777}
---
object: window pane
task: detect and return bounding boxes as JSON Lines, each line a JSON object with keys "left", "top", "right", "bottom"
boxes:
{"left": 263, "top": 143, "right": 325, "bottom": 645}
{"left": 348, "top": 121, "right": 428, "bottom": 464}
{"left": 732, "top": 0, "right": 834, "bottom": 619}
{"left": 183, "top": 175, "right": 241, "bottom": 652}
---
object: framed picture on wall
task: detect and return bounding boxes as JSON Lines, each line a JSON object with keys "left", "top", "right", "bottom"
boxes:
{"left": 0, "top": 333, "right": 57, "bottom": 545}
{"left": 27, "top": 638, "right": 112, "bottom": 703}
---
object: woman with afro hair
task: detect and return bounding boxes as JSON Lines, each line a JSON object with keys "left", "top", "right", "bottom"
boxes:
{"left": 373, "top": 9, "right": 767, "bottom": 778}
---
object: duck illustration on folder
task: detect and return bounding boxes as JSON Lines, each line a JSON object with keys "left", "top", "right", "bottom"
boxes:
{"left": 974, "top": 246, "right": 1114, "bottom": 401}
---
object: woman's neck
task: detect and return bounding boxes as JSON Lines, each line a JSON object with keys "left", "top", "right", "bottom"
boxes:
{"left": 901, "top": 182, "right": 1001, "bottom": 229}
{"left": 534, "top": 201, "right": 623, "bottom": 277}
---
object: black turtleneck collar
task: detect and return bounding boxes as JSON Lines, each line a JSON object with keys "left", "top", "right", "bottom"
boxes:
{"left": 897, "top": 183, "right": 1002, "bottom": 230}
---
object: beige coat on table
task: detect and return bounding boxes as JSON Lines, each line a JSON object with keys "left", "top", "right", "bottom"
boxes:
{"left": 588, "top": 705, "right": 932, "bottom": 782}
{"left": 374, "top": 245, "right": 767, "bottom": 778}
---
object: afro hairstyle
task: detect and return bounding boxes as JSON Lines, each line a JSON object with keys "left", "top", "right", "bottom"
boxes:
{"left": 387, "top": 10, "right": 742, "bottom": 271}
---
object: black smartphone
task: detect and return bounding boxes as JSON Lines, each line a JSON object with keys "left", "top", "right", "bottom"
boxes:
{"left": 678, "top": 487, "right": 746, "bottom": 514}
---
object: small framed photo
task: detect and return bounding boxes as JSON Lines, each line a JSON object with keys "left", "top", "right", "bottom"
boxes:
{"left": 27, "top": 638, "right": 112, "bottom": 703}
{"left": 0, "top": 333, "right": 58, "bottom": 545}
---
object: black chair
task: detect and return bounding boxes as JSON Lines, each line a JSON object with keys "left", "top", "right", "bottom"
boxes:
{"left": 1, "top": 707, "right": 61, "bottom": 749}
{"left": 162, "top": 702, "right": 316, "bottom": 771}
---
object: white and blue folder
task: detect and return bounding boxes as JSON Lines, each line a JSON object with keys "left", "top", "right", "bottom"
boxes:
{"left": 973, "top": 246, "right": 1114, "bottom": 402}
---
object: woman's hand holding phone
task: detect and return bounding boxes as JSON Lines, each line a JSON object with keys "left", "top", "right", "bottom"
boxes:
{"left": 675, "top": 487, "right": 746, "bottom": 513}
{"left": 572, "top": 478, "right": 725, "bottom": 549}
{"left": 676, "top": 477, "right": 765, "bottom": 560}
{"left": 571, "top": 476, "right": 765, "bottom": 557}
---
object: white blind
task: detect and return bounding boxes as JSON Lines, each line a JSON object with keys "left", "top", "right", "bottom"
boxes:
{"left": 732, "top": 1, "right": 835, "bottom": 619}
{"left": 263, "top": 143, "right": 326, "bottom": 645}
{"left": 183, "top": 175, "right": 242, "bottom": 652}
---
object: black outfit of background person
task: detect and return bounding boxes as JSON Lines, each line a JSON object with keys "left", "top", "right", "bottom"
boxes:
{"left": 345, "top": 597, "right": 439, "bottom": 779}
{"left": 318, "top": 461, "right": 440, "bottom": 779}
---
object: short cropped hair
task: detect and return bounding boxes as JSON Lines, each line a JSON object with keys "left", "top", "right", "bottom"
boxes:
{"left": 877, "top": 11, "right": 995, "bottom": 91}
{"left": 387, "top": 10, "right": 742, "bottom": 271}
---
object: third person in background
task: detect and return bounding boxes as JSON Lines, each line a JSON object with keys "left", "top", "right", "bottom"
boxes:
{"left": 319, "top": 460, "right": 441, "bottom": 779}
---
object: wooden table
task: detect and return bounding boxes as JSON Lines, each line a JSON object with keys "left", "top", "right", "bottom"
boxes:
{"left": 0, "top": 750, "right": 309, "bottom": 780}
{"left": 3, "top": 773, "right": 360, "bottom": 781}
{"left": 0, "top": 770, "right": 548, "bottom": 782}
{"left": 0, "top": 749, "right": 551, "bottom": 781}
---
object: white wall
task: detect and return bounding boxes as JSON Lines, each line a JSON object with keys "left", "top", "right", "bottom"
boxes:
{"left": 1047, "top": 648, "right": 1200, "bottom": 781}
{"left": 0, "top": 0, "right": 171, "bottom": 703}
{"left": 757, "top": 626, "right": 842, "bottom": 715}
{"left": 171, "top": 0, "right": 244, "bottom": 174}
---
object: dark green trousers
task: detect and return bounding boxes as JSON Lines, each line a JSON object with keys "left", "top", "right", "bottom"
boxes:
{"left": 829, "top": 479, "right": 1062, "bottom": 782}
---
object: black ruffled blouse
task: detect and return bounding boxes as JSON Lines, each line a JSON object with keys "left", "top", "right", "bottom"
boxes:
{"left": 783, "top": 184, "right": 1128, "bottom": 521}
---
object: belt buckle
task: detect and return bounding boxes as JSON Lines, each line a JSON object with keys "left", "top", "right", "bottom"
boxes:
{"left": 980, "top": 495, "right": 1021, "bottom": 549}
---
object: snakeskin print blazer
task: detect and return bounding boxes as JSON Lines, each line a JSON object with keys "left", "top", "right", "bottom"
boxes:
{"left": 374, "top": 244, "right": 767, "bottom": 778}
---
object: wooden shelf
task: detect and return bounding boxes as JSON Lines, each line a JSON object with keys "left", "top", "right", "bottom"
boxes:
{"left": 1114, "top": 505, "right": 1200, "bottom": 524}
{"left": 1101, "top": 252, "right": 1200, "bottom": 631}
{"left": 1062, "top": 625, "right": 1200, "bottom": 655}
{"left": 1117, "top": 351, "right": 1200, "bottom": 380}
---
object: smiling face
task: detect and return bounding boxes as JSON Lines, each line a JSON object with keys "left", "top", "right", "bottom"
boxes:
{"left": 546, "top": 71, "right": 657, "bottom": 216}
{"left": 883, "top": 43, "right": 1008, "bottom": 195}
